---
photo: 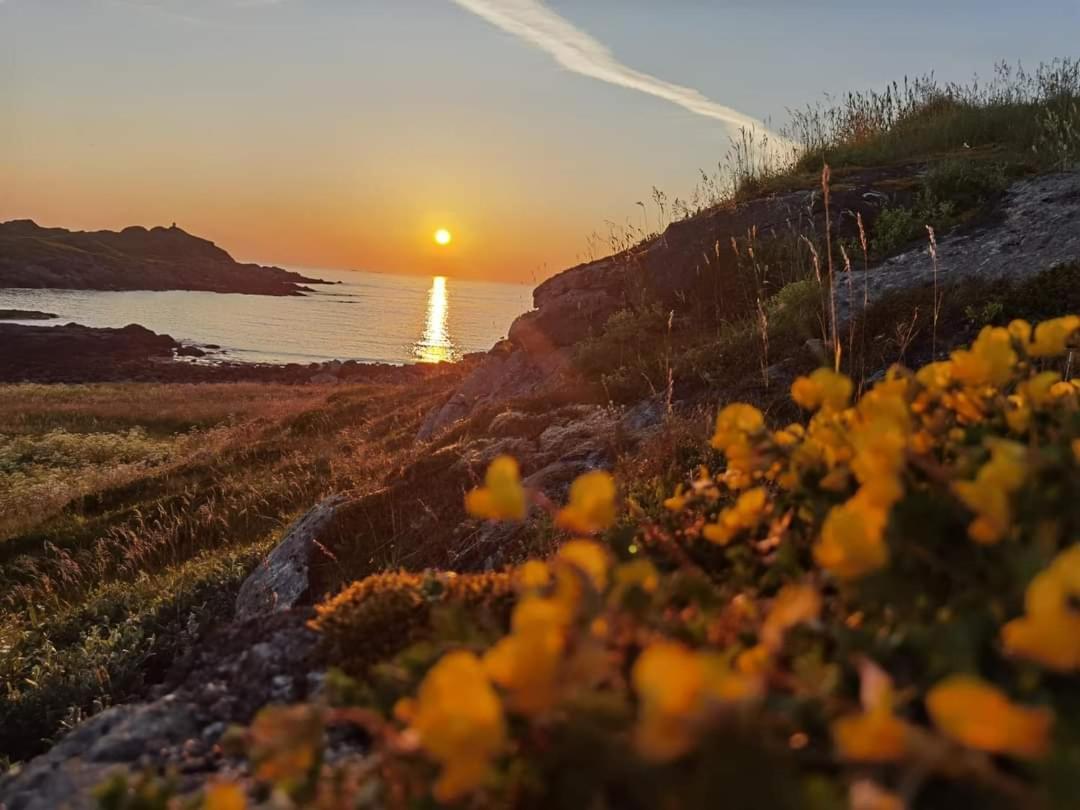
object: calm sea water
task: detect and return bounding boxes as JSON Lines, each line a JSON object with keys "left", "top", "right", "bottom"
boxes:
{"left": 0, "top": 268, "right": 534, "bottom": 365}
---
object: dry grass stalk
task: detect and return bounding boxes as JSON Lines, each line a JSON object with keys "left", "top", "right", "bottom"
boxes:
{"left": 927, "top": 225, "right": 940, "bottom": 358}
{"left": 857, "top": 212, "right": 870, "bottom": 392}
{"left": 822, "top": 164, "right": 840, "bottom": 372}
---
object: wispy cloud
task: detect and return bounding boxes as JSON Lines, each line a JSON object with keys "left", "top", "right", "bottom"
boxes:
{"left": 450, "top": 0, "right": 773, "bottom": 134}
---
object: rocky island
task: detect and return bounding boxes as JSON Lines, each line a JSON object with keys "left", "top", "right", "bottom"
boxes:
{"left": 0, "top": 220, "right": 330, "bottom": 296}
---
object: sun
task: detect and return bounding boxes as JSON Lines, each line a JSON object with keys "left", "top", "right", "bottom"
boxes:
{"left": 433, "top": 228, "right": 452, "bottom": 246}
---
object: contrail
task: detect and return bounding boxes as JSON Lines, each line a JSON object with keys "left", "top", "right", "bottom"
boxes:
{"left": 450, "top": 0, "right": 775, "bottom": 135}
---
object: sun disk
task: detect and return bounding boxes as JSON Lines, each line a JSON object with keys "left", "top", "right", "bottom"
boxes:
{"left": 434, "top": 228, "right": 452, "bottom": 246}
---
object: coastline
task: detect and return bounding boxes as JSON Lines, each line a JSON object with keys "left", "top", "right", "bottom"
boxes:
{"left": 0, "top": 321, "right": 472, "bottom": 385}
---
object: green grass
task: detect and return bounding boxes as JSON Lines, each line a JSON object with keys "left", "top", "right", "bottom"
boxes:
{"left": 787, "top": 60, "right": 1080, "bottom": 175}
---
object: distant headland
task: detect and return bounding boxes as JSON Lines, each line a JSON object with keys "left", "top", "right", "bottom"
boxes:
{"left": 0, "top": 220, "right": 330, "bottom": 296}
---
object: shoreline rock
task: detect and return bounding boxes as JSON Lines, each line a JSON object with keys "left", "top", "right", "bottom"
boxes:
{"left": 0, "top": 322, "right": 463, "bottom": 385}
{"left": 0, "top": 308, "right": 58, "bottom": 320}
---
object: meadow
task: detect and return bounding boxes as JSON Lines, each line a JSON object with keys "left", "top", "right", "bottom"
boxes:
{"left": 0, "top": 372, "right": 466, "bottom": 763}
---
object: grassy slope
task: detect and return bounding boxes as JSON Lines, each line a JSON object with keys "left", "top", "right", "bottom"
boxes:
{"left": 0, "top": 372, "right": 466, "bottom": 761}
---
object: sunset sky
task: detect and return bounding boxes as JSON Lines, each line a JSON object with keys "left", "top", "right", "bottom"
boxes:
{"left": 3, "top": 1, "right": 1077, "bottom": 283}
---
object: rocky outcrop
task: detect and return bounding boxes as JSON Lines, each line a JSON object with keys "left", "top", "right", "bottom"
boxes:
{"left": 0, "top": 611, "right": 320, "bottom": 810}
{"left": 417, "top": 340, "right": 572, "bottom": 441}
{"left": 0, "top": 220, "right": 330, "bottom": 296}
{"left": 838, "top": 171, "right": 1080, "bottom": 320}
{"left": 235, "top": 496, "right": 348, "bottom": 622}
{"left": 0, "top": 309, "right": 57, "bottom": 320}
{"left": 419, "top": 165, "right": 917, "bottom": 439}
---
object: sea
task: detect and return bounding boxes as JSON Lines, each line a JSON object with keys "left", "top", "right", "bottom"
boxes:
{"left": 0, "top": 267, "right": 534, "bottom": 365}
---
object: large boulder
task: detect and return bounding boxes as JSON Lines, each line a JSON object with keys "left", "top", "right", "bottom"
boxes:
{"left": 417, "top": 341, "right": 569, "bottom": 441}
{"left": 235, "top": 496, "right": 347, "bottom": 622}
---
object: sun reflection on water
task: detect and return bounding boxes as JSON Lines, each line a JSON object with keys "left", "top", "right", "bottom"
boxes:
{"left": 414, "top": 275, "right": 457, "bottom": 363}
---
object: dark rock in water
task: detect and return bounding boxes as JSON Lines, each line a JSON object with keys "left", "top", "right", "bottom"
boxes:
{"left": 0, "top": 322, "right": 180, "bottom": 383}
{"left": 0, "top": 308, "right": 57, "bottom": 320}
{"left": 0, "top": 321, "right": 459, "bottom": 385}
{"left": 0, "top": 219, "right": 330, "bottom": 296}
{"left": 235, "top": 496, "right": 347, "bottom": 622}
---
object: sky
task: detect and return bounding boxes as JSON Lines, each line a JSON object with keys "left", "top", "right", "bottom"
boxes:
{"left": 2, "top": 0, "right": 1078, "bottom": 284}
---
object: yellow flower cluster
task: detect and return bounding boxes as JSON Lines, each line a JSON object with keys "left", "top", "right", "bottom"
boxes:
{"left": 694, "top": 315, "right": 1080, "bottom": 582}
{"left": 395, "top": 651, "right": 507, "bottom": 802}
{"left": 398, "top": 469, "right": 618, "bottom": 796}
{"left": 952, "top": 439, "right": 1026, "bottom": 544}
{"left": 397, "top": 462, "right": 832, "bottom": 798}
{"left": 925, "top": 675, "right": 1051, "bottom": 759}
{"left": 1002, "top": 544, "right": 1080, "bottom": 670}
{"left": 238, "top": 314, "right": 1078, "bottom": 808}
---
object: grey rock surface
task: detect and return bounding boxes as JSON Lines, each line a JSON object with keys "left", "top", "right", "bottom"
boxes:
{"left": 234, "top": 496, "right": 347, "bottom": 622}
{"left": 0, "top": 612, "right": 319, "bottom": 810}
{"left": 838, "top": 171, "right": 1080, "bottom": 321}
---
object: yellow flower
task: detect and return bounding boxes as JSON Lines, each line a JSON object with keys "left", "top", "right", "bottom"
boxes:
{"left": 849, "top": 420, "right": 906, "bottom": 509}
{"left": 925, "top": 675, "right": 1052, "bottom": 759}
{"left": 702, "top": 487, "right": 769, "bottom": 546}
{"left": 556, "top": 470, "right": 616, "bottom": 534}
{"left": 632, "top": 641, "right": 705, "bottom": 762}
{"left": 833, "top": 707, "right": 909, "bottom": 762}
{"left": 1050, "top": 380, "right": 1079, "bottom": 404}
{"left": 663, "top": 484, "right": 689, "bottom": 512}
{"left": 951, "top": 326, "right": 1016, "bottom": 388}
{"left": 1007, "top": 318, "right": 1032, "bottom": 345}
{"left": 465, "top": 455, "right": 527, "bottom": 521}
{"left": 711, "top": 403, "right": 765, "bottom": 451}
{"left": 248, "top": 705, "right": 322, "bottom": 784}
{"left": 484, "top": 597, "right": 566, "bottom": 715}
{"left": 556, "top": 539, "right": 611, "bottom": 592}
{"left": 614, "top": 558, "right": 660, "bottom": 594}
{"left": 832, "top": 658, "right": 910, "bottom": 763}
{"left": 1001, "top": 545, "right": 1080, "bottom": 671}
{"left": 814, "top": 495, "right": 889, "bottom": 580}
{"left": 410, "top": 651, "right": 507, "bottom": 801}
{"left": 1022, "top": 371, "right": 1062, "bottom": 408}
{"left": 1005, "top": 394, "right": 1031, "bottom": 434}
{"left": 774, "top": 422, "right": 805, "bottom": 447}
{"left": 516, "top": 560, "right": 551, "bottom": 591}
{"left": 632, "top": 642, "right": 758, "bottom": 762}
{"left": 915, "top": 360, "right": 952, "bottom": 392}
{"left": 760, "top": 584, "right": 821, "bottom": 652}
{"left": 952, "top": 439, "right": 1026, "bottom": 544}
{"left": 791, "top": 368, "right": 853, "bottom": 412}
{"left": 1028, "top": 315, "right": 1080, "bottom": 357}
{"left": 204, "top": 782, "right": 246, "bottom": 810}
{"left": 850, "top": 780, "right": 906, "bottom": 810}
